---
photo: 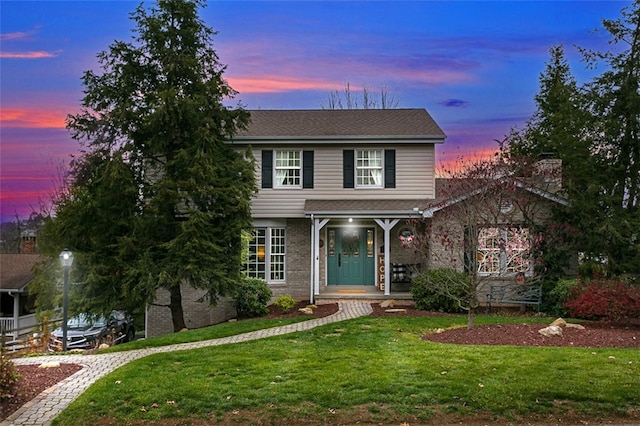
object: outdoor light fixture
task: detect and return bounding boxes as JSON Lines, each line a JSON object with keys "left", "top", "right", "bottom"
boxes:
{"left": 59, "top": 249, "right": 74, "bottom": 352}
{"left": 348, "top": 217, "right": 353, "bottom": 223}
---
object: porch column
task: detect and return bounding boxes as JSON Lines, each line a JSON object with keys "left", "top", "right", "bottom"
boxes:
{"left": 374, "top": 219, "right": 399, "bottom": 296}
{"left": 12, "top": 293, "right": 19, "bottom": 340}
{"left": 310, "top": 217, "right": 330, "bottom": 303}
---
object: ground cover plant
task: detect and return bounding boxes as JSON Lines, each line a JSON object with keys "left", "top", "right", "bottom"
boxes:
{"left": 51, "top": 314, "right": 640, "bottom": 425}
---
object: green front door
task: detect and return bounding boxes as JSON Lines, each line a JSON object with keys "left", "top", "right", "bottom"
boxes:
{"left": 327, "top": 227, "right": 375, "bottom": 285}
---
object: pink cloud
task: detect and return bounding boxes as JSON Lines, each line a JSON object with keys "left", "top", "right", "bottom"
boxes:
{"left": 0, "top": 31, "right": 31, "bottom": 41}
{"left": 1, "top": 107, "right": 67, "bottom": 128}
{"left": 227, "top": 76, "right": 343, "bottom": 94}
{"left": 0, "top": 50, "right": 60, "bottom": 59}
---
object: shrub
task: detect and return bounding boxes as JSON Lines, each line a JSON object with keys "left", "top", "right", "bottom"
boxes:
{"left": 233, "top": 277, "right": 272, "bottom": 319}
{"left": 410, "top": 269, "right": 467, "bottom": 313}
{"left": 1, "top": 345, "right": 20, "bottom": 400}
{"left": 564, "top": 277, "right": 640, "bottom": 321}
{"left": 273, "top": 294, "right": 296, "bottom": 313}
{"left": 542, "top": 278, "right": 580, "bottom": 316}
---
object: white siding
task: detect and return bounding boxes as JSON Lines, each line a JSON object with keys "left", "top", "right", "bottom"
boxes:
{"left": 249, "top": 144, "right": 436, "bottom": 218}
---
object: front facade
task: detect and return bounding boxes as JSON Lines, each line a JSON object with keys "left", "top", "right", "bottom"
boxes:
{"left": 146, "top": 109, "right": 568, "bottom": 336}
{"left": 233, "top": 109, "right": 446, "bottom": 302}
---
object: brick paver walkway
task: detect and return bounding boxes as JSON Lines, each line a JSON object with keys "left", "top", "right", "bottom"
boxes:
{"left": 2, "top": 301, "right": 372, "bottom": 426}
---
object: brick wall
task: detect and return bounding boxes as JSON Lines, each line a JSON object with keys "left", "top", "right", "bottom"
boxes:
{"left": 269, "top": 218, "right": 310, "bottom": 301}
{"left": 145, "top": 283, "right": 237, "bottom": 338}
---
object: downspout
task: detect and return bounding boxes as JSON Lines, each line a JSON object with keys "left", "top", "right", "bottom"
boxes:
{"left": 309, "top": 214, "right": 315, "bottom": 304}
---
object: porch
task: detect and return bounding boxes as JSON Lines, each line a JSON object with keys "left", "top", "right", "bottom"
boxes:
{"left": 314, "top": 285, "right": 414, "bottom": 302}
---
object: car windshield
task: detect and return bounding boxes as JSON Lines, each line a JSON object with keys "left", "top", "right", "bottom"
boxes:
{"left": 67, "top": 314, "right": 106, "bottom": 329}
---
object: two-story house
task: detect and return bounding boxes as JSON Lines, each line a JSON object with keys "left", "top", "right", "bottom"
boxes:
{"left": 145, "top": 108, "right": 567, "bottom": 336}
{"left": 233, "top": 108, "right": 446, "bottom": 302}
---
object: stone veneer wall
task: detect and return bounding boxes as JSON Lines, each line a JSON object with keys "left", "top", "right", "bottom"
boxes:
{"left": 146, "top": 282, "right": 237, "bottom": 338}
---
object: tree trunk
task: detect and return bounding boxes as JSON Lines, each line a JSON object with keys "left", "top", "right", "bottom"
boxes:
{"left": 169, "top": 285, "right": 187, "bottom": 332}
{"left": 467, "top": 308, "right": 475, "bottom": 329}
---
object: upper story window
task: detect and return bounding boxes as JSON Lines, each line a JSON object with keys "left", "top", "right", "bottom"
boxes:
{"left": 261, "top": 150, "right": 314, "bottom": 189}
{"left": 356, "top": 150, "right": 383, "bottom": 187}
{"left": 275, "top": 150, "right": 301, "bottom": 188}
{"left": 343, "top": 149, "right": 395, "bottom": 189}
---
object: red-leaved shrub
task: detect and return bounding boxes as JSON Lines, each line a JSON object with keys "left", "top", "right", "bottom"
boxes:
{"left": 564, "top": 278, "right": 640, "bottom": 321}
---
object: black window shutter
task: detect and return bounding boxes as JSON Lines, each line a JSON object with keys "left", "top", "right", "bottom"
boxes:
{"left": 384, "top": 149, "right": 396, "bottom": 188}
{"left": 303, "top": 150, "right": 314, "bottom": 189}
{"left": 343, "top": 150, "right": 354, "bottom": 188}
{"left": 262, "top": 150, "right": 273, "bottom": 189}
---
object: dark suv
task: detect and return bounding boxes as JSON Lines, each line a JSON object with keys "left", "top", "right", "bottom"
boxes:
{"left": 48, "top": 310, "right": 134, "bottom": 351}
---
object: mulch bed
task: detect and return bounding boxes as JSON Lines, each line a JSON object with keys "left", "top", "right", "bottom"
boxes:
{"left": 1, "top": 363, "right": 83, "bottom": 421}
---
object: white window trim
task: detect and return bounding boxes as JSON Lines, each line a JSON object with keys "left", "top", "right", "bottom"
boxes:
{"left": 274, "top": 150, "right": 302, "bottom": 189}
{"left": 246, "top": 226, "right": 287, "bottom": 284}
{"left": 477, "top": 226, "right": 532, "bottom": 277}
{"left": 355, "top": 149, "right": 383, "bottom": 188}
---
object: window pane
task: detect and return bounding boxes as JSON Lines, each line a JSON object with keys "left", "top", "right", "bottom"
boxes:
{"left": 478, "top": 228, "right": 500, "bottom": 274}
{"left": 270, "top": 228, "right": 286, "bottom": 280}
{"left": 356, "top": 150, "right": 382, "bottom": 187}
{"left": 275, "top": 151, "right": 301, "bottom": 187}
{"left": 477, "top": 227, "right": 531, "bottom": 275}
{"left": 505, "top": 228, "right": 530, "bottom": 273}
{"left": 246, "top": 228, "right": 266, "bottom": 279}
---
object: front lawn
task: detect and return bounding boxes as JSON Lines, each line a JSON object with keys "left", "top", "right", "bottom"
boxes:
{"left": 53, "top": 315, "right": 639, "bottom": 425}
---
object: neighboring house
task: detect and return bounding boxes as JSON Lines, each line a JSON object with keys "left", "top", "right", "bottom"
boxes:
{"left": 0, "top": 232, "right": 41, "bottom": 341}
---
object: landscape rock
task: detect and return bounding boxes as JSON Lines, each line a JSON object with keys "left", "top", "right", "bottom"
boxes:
{"left": 38, "top": 361, "right": 60, "bottom": 369}
{"left": 385, "top": 308, "right": 407, "bottom": 313}
{"left": 538, "top": 325, "right": 563, "bottom": 337}
{"left": 298, "top": 307, "right": 314, "bottom": 315}
{"left": 380, "top": 299, "right": 395, "bottom": 308}
{"left": 565, "top": 323, "right": 586, "bottom": 330}
{"left": 550, "top": 318, "right": 567, "bottom": 327}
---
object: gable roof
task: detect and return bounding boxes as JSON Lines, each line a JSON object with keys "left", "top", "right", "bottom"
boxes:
{"left": 235, "top": 109, "right": 446, "bottom": 143}
{"left": 0, "top": 254, "right": 43, "bottom": 292}
{"left": 422, "top": 177, "right": 569, "bottom": 218}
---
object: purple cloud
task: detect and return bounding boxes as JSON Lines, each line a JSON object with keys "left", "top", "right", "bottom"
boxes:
{"left": 440, "top": 99, "right": 469, "bottom": 108}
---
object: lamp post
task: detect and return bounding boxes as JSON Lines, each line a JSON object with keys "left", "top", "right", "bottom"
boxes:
{"left": 59, "top": 249, "right": 74, "bottom": 352}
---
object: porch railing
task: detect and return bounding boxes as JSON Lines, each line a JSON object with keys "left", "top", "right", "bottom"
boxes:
{"left": 1, "top": 315, "right": 62, "bottom": 354}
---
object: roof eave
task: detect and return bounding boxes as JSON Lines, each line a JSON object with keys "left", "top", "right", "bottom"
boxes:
{"left": 230, "top": 135, "right": 446, "bottom": 145}
{"left": 305, "top": 210, "right": 423, "bottom": 218}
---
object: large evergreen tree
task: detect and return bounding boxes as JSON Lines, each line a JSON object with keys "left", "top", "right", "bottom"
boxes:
{"left": 42, "top": 0, "right": 256, "bottom": 331}
{"left": 508, "top": 45, "right": 593, "bottom": 196}
{"left": 578, "top": 0, "right": 640, "bottom": 274}
{"left": 508, "top": 2, "right": 640, "bottom": 275}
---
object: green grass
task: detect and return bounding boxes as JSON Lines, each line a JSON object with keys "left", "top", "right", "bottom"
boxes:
{"left": 52, "top": 315, "right": 640, "bottom": 425}
{"left": 98, "top": 316, "right": 312, "bottom": 352}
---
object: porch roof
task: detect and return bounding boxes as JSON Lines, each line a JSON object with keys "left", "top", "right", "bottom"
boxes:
{"left": 304, "top": 199, "right": 430, "bottom": 218}
{"left": 0, "top": 254, "right": 42, "bottom": 292}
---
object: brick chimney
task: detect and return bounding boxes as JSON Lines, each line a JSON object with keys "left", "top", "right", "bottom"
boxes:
{"left": 20, "top": 230, "right": 37, "bottom": 254}
{"left": 534, "top": 154, "right": 562, "bottom": 191}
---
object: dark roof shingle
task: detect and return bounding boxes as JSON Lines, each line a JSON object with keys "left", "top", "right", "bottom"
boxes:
{"left": 236, "top": 109, "right": 445, "bottom": 139}
{"left": 0, "top": 254, "right": 42, "bottom": 292}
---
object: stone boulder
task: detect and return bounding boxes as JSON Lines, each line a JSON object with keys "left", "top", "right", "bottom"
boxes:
{"left": 380, "top": 299, "right": 395, "bottom": 308}
{"left": 538, "top": 325, "right": 563, "bottom": 337}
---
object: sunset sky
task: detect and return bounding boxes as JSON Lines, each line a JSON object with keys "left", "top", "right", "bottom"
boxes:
{"left": 0, "top": 0, "right": 629, "bottom": 222}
